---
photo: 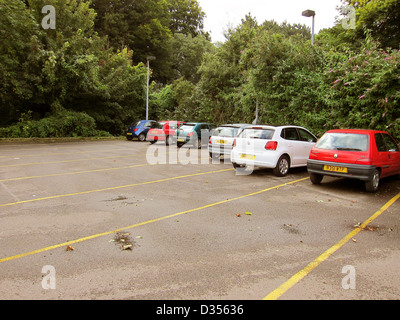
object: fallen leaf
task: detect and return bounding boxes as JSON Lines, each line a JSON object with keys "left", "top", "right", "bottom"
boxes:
{"left": 66, "top": 246, "right": 74, "bottom": 251}
{"left": 236, "top": 213, "right": 241, "bottom": 217}
{"left": 245, "top": 212, "right": 252, "bottom": 215}
{"left": 352, "top": 238, "right": 357, "bottom": 243}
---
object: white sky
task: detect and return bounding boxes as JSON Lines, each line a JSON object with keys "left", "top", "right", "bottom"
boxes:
{"left": 198, "top": 0, "right": 344, "bottom": 42}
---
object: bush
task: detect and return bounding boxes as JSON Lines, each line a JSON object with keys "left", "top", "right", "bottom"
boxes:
{"left": 0, "top": 110, "right": 111, "bottom": 138}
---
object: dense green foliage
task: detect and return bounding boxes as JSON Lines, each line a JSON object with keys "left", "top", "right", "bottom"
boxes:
{"left": 1, "top": 0, "right": 399, "bottom": 139}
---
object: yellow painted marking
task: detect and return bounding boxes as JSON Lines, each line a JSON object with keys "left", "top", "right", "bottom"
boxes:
{"left": 263, "top": 192, "right": 400, "bottom": 300}
{"left": 0, "top": 163, "right": 150, "bottom": 182}
{"left": 0, "top": 168, "right": 234, "bottom": 207}
{"left": 0, "top": 154, "right": 143, "bottom": 168}
{"left": 0, "top": 177, "right": 307, "bottom": 263}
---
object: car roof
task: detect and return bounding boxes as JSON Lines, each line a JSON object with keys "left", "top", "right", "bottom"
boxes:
{"left": 217, "top": 123, "right": 251, "bottom": 128}
{"left": 325, "top": 129, "right": 389, "bottom": 135}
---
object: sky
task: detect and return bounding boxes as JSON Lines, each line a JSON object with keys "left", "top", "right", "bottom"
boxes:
{"left": 197, "top": 0, "right": 344, "bottom": 42}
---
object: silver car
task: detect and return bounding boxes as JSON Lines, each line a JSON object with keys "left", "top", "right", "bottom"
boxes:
{"left": 208, "top": 124, "right": 251, "bottom": 159}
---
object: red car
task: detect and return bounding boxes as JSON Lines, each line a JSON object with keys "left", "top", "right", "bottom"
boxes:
{"left": 307, "top": 129, "right": 400, "bottom": 192}
{"left": 146, "top": 121, "right": 185, "bottom": 145}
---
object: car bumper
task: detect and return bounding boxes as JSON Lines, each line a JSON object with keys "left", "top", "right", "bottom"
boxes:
{"left": 126, "top": 132, "right": 139, "bottom": 138}
{"left": 147, "top": 134, "right": 166, "bottom": 142}
{"left": 208, "top": 144, "right": 233, "bottom": 155}
{"left": 231, "top": 150, "right": 279, "bottom": 168}
{"left": 307, "top": 159, "right": 376, "bottom": 181}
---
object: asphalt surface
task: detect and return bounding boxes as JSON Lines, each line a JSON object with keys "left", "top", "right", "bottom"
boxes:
{"left": 0, "top": 139, "right": 399, "bottom": 300}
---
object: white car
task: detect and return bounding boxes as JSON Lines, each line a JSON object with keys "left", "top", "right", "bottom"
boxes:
{"left": 231, "top": 125, "right": 317, "bottom": 176}
{"left": 208, "top": 123, "right": 251, "bottom": 159}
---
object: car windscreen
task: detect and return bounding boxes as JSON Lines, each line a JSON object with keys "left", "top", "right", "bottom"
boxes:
{"left": 213, "top": 127, "right": 238, "bottom": 137}
{"left": 152, "top": 122, "right": 166, "bottom": 129}
{"left": 239, "top": 128, "right": 274, "bottom": 139}
{"left": 179, "top": 124, "right": 195, "bottom": 132}
{"left": 316, "top": 133, "right": 369, "bottom": 151}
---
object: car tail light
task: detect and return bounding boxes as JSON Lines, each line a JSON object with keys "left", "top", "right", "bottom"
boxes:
{"left": 265, "top": 141, "right": 278, "bottom": 150}
{"left": 188, "top": 132, "right": 194, "bottom": 137}
{"left": 355, "top": 157, "right": 373, "bottom": 165}
{"left": 232, "top": 139, "right": 236, "bottom": 147}
{"left": 134, "top": 128, "right": 138, "bottom": 132}
{"left": 208, "top": 137, "right": 211, "bottom": 144}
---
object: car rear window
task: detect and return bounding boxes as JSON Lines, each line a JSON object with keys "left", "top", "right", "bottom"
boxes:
{"left": 316, "top": 133, "right": 369, "bottom": 151}
{"left": 152, "top": 122, "right": 166, "bottom": 129}
{"left": 179, "top": 124, "right": 195, "bottom": 132}
{"left": 239, "top": 128, "right": 274, "bottom": 140}
{"left": 213, "top": 127, "right": 238, "bottom": 137}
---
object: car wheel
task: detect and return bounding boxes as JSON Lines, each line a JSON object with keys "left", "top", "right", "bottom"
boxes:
{"left": 193, "top": 138, "right": 201, "bottom": 149}
{"left": 166, "top": 135, "right": 173, "bottom": 146}
{"left": 210, "top": 152, "right": 220, "bottom": 160}
{"left": 365, "top": 169, "right": 380, "bottom": 193}
{"left": 138, "top": 133, "right": 146, "bottom": 142}
{"left": 149, "top": 140, "right": 156, "bottom": 144}
{"left": 273, "top": 155, "right": 290, "bottom": 177}
{"left": 177, "top": 142, "right": 184, "bottom": 148}
{"left": 310, "top": 172, "right": 323, "bottom": 184}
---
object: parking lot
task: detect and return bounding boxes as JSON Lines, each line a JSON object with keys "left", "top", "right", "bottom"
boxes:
{"left": 0, "top": 139, "right": 399, "bottom": 300}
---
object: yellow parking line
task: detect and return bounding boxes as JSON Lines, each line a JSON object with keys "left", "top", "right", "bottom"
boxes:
{"left": 0, "top": 146, "right": 150, "bottom": 159}
{"left": 0, "top": 177, "right": 308, "bottom": 263}
{"left": 0, "top": 154, "right": 142, "bottom": 168}
{"left": 0, "top": 168, "right": 234, "bottom": 207}
{"left": 0, "top": 163, "right": 150, "bottom": 182}
{"left": 263, "top": 192, "right": 400, "bottom": 300}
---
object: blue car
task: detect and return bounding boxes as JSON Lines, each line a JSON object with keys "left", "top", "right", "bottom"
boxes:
{"left": 126, "top": 120, "right": 156, "bottom": 141}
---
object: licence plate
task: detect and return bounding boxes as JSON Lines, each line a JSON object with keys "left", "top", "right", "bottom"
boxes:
{"left": 216, "top": 139, "right": 227, "bottom": 144}
{"left": 240, "top": 154, "right": 255, "bottom": 160}
{"left": 127, "top": 133, "right": 132, "bottom": 135}
{"left": 177, "top": 138, "right": 185, "bottom": 142}
{"left": 323, "top": 165, "right": 348, "bottom": 173}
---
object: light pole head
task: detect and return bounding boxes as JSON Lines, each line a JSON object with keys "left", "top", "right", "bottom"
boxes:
{"left": 302, "top": 9, "right": 315, "bottom": 17}
{"left": 147, "top": 56, "right": 156, "bottom": 62}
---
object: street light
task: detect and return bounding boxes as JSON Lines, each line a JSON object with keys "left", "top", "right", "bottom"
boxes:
{"left": 146, "top": 56, "right": 156, "bottom": 120}
{"left": 302, "top": 9, "right": 316, "bottom": 45}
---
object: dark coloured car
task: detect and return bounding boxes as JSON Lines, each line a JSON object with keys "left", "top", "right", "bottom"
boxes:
{"left": 126, "top": 120, "right": 156, "bottom": 141}
{"left": 307, "top": 129, "right": 400, "bottom": 192}
{"left": 174, "top": 123, "right": 216, "bottom": 149}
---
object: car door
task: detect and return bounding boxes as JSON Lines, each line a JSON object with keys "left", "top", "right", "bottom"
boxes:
{"left": 297, "top": 128, "right": 318, "bottom": 165}
{"left": 281, "top": 127, "right": 302, "bottom": 166}
{"left": 382, "top": 133, "right": 400, "bottom": 176}
{"left": 374, "top": 133, "right": 394, "bottom": 177}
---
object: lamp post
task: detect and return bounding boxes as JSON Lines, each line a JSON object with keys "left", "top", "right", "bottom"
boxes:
{"left": 302, "top": 9, "right": 316, "bottom": 45}
{"left": 146, "top": 56, "right": 156, "bottom": 120}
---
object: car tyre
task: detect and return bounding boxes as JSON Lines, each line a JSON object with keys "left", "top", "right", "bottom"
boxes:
{"left": 310, "top": 172, "right": 323, "bottom": 184}
{"left": 209, "top": 152, "right": 220, "bottom": 160}
{"left": 166, "top": 135, "right": 173, "bottom": 146}
{"left": 273, "top": 155, "right": 290, "bottom": 177}
{"left": 138, "top": 133, "right": 146, "bottom": 142}
{"left": 365, "top": 169, "right": 380, "bottom": 193}
{"left": 177, "top": 142, "right": 184, "bottom": 148}
{"left": 193, "top": 138, "right": 201, "bottom": 149}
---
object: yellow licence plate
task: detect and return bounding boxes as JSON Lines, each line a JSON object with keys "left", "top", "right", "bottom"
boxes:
{"left": 240, "top": 154, "right": 255, "bottom": 160}
{"left": 177, "top": 138, "right": 185, "bottom": 142}
{"left": 323, "top": 165, "right": 348, "bottom": 173}
{"left": 216, "top": 139, "right": 227, "bottom": 144}
{"left": 127, "top": 133, "right": 132, "bottom": 135}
